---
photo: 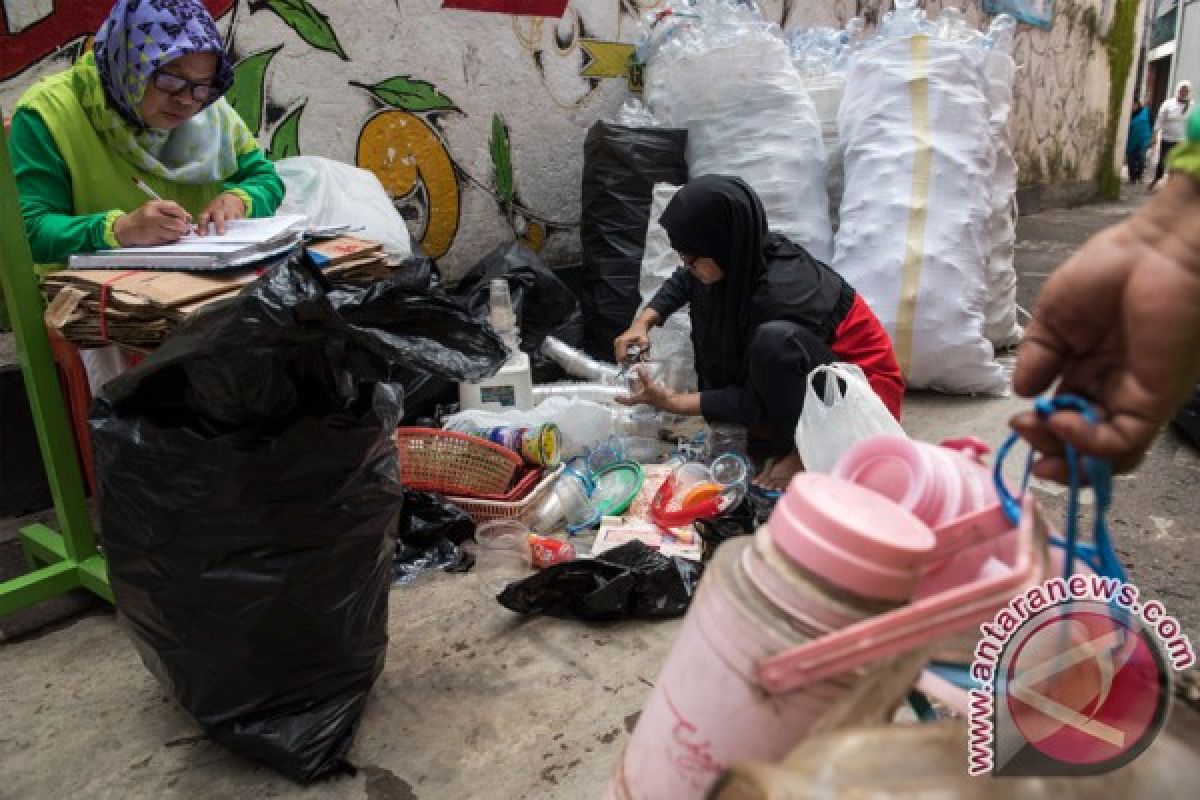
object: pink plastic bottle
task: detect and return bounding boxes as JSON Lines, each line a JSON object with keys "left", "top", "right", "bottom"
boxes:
{"left": 606, "top": 474, "right": 936, "bottom": 800}
{"left": 831, "top": 435, "right": 997, "bottom": 527}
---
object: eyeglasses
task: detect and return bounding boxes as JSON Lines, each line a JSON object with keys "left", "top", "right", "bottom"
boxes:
{"left": 151, "top": 71, "right": 218, "bottom": 102}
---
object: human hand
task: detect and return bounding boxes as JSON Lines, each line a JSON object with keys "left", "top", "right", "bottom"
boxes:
{"left": 1011, "top": 175, "right": 1200, "bottom": 481}
{"left": 113, "top": 200, "right": 192, "bottom": 246}
{"left": 613, "top": 324, "right": 651, "bottom": 363}
{"left": 196, "top": 192, "right": 247, "bottom": 235}
{"left": 615, "top": 364, "right": 675, "bottom": 411}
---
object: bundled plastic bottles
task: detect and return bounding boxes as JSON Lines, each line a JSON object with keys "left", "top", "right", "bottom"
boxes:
{"left": 832, "top": 2, "right": 1017, "bottom": 394}
{"left": 641, "top": 0, "right": 834, "bottom": 261}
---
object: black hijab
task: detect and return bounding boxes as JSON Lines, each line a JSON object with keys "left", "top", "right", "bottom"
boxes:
{"left": 659, "top": 175, "right": 849, "bottom": 389}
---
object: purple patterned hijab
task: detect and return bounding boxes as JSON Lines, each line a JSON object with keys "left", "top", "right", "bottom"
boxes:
{"left": 94, "top": 0, "right": 233, "bottom": 127}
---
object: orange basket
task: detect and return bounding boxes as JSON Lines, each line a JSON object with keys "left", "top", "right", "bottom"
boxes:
{"left": 447, "top": 466, "right": 564, "bottom": 525}
{"left": 397, "top": 427, "right": 522, "bottom": 496}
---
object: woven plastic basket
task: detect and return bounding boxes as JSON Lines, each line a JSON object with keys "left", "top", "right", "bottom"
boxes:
{"left": 397, "top": 427, "right": 522, "bottom": 496}
{"left": 447, "top": 466, "right": 564, "bottom": 525}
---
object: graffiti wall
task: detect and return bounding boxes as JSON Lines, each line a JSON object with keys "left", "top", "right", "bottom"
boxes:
{"left": 1, "top": 0, "right": 1133, "bottom": 278}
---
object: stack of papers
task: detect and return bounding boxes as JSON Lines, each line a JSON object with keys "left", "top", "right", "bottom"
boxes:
{"left": 67, "top": 215, "right": 308, "bottom": 271}
{"left": 44, "top": 235, "right": 403, "bottom": 351}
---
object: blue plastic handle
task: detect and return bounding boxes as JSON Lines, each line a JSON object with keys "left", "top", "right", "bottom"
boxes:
{"left": 992, "top": 395, "right": 1126, "bottom": 582}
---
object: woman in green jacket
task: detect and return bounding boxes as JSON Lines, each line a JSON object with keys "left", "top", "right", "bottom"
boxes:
{"left": 8, "top": 0, "right": 283, "bottom": 270}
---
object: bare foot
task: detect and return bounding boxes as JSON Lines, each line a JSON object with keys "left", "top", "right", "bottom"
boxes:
{"left": 753, "top": 451, "right": 804, "bottom": 491}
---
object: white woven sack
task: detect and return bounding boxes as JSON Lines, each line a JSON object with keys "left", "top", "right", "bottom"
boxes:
{"left": 649, "top": 35, "right": 834, "bottom": 261}
{"left": 982, "top": 49, "right": 1021, "bottom": 349}
{"left": 806, "top": 74, "right": 846, "bottom": 231}
{"left": 834, "top": 35, "right": 1006, "bottom": 394}
{"left": 638, "top": 183, "right": 697, "bottom": 390}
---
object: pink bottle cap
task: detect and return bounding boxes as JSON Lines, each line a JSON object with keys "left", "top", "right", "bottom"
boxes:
{"left": 767, "top": 473, "right": 936, "bottom": 601}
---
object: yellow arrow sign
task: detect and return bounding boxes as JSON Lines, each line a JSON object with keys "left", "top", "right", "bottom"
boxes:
{"left": 580, "top": 39, "right": 636, "bottom": 80}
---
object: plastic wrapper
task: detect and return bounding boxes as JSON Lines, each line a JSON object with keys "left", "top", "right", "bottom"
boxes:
{"left": 644, "top": 0, "right": 833, "bottom": 261}
{"left": 91, "top": 258, "right": 505, "bottom": 783}
{"left": 275, "top": 155, "right": 413, "bottom": 258}
{"left": 393, "top": 489, "right": 477, "bottom": 585}
{"left": 580, "top": 122, "right": 688, "bottom": 360}
{"left": 833, "top": 7, "right": 1006, "bottom": 394}
{"left": 496, "top": 540, "right": 703, "bottom": 621}
{"left": 540, "top": 336, "right": 622, "bottom": 384}
{"left": 453, "top": 243, "right": 585, "bottom": 382}
{"left": 445, "top": 394, "right": 618, "bottom": 459}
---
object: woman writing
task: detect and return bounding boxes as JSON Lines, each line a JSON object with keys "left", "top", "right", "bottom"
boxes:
{"left": 8, "top": 0, "right": 284, "bottom": 269}
{"left": 614, "top": 176, "right": 904, "bottom": 489}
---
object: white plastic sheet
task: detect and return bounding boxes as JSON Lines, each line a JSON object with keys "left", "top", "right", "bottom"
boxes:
{"left": 275, "top": 156, "right": 412, "bottom": 258}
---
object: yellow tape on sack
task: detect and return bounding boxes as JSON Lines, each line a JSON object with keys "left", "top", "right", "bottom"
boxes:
{"left": 895, "top": 35, "right": 932, "bottom": 377}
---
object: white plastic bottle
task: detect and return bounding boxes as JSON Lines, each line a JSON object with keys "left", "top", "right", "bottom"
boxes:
{"left": 459, "top": 280, "right": 535, "bottom": 411}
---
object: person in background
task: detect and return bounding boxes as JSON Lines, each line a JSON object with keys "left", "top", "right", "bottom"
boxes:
{"left": 1126, "top": 99, "right": 1152, "bottom": 185}
{"left": 613, "top": 175, "right": 904, "bottom": 490}
{"left": 1012, "top": 102, "right": 1200, "bottom": 480}
{"left": 1150, "top": 80, "right": 1191, "bottom": 190}
{"left": 7, "top": 0, "right": 283, "bottom": 271}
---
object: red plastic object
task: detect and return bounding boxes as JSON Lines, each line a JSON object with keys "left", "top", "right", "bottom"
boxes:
{"left": 46, "top": 328, "right": 95, "bottom": 495}
{"left": 649, "top": 472, "right": 724, "bottom": 529}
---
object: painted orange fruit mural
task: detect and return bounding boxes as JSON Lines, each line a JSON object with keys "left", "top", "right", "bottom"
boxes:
{"left": 351, "top": 77, "right": 463, "bottom": 259}
{"left": 356, "top": 110, "right": 460, "bottom": 260}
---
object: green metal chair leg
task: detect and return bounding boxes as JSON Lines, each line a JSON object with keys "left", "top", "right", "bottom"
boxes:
{"left": 0, "top": 109, "right": 111, "bottom": 616}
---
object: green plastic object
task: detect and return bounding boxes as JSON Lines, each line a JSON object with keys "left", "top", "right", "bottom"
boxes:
{"left": 592, "top": 460, "right": 645, "bottom": 518}
{"left": 0, "top": 110, "right": 112, "bottom": 616}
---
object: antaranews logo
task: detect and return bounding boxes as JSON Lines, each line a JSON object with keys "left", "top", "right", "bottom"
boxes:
{"left": 968, "top": 574, "right": 1195, "bottom": 777}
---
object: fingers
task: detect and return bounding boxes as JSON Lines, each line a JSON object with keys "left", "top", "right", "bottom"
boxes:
{"left": 614, "top": 393, "right": 638, "bottom": 407}
{"left": 210, "top": 208, "right": 228, "bottom": 235}
{"left": 1012, "top": 332, "right": 1067, "bottom": 398}
{"left": 1010, "top": 407, "right": 1154, "bottom": 478}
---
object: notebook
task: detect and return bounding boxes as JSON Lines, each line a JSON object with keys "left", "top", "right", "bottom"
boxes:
{"left": 68, "top": 214, "right": 308, "bottom": 271}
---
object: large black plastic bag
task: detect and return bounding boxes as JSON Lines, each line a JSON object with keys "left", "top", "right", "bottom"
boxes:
{"left": 497, "top": 541, "right": 703, "bottom": 621}
{"left": 580, "top": 122, "right": 687, "bottom": 360}
{"left": 453, "top": 242, "right": 585, "bottom": 382}
{"left": 91, "top": 259, "right": 505, "bottom": 783}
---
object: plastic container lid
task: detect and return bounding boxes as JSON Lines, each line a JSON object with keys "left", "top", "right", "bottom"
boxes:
{"left": 591, "top": 460, "right": 644, "bottom": 517}
{"left": 767, "top": 473, "right": 936, "bottom": 601}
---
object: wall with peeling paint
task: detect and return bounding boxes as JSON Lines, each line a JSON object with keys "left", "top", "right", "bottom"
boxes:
{"left": 1, "top": 1, "right": 1135, "bottom": 278}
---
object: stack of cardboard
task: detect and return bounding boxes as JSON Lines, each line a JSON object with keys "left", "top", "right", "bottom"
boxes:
{"left": 43, "top": 237, "right": 396, "bottom": 351}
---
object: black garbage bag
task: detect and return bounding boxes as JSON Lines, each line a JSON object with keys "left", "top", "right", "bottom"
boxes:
{"left": 693, "top": 486, "right": 778, "bottom": 556}
{"left": 1173, "top": 384, "right": 1200, "bottom": 449}
{"left": 453, "top": 242, "right": 585, "bottom": 382}
{"left": 393, "top": 489, "right": 477, "bottom": 585}
{"left": 580, "top": 122, "right": 688, "bottom": 360}
{"left": 91, "top": 258, "right": 505, "bottom": 783}
{"left": 496, "top": 540, "right": 702, "bottom": 621}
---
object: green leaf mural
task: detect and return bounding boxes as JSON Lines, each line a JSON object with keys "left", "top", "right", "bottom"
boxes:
{"left": 226, "top": 45, "right": 282, "bottom": 135}
{"left": 255, "top": 0, "right": 348, "bottom": 60}
{"left": 348, "top": 77, "right": 458, "bottom": 113}
{"left": 268, "top": 103, "right": 305, "bottom": 161}
{"left": 490, "top": 113, "right": 514, "bottom": 207}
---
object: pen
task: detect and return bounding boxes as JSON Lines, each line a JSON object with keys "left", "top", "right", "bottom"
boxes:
{"left": 131, "top": 176, "right": 193, "bottom": 225}
{"left": 131, "top": 175, "right": 163, "bottom": 201}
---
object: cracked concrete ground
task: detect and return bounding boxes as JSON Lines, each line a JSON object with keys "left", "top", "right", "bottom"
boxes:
{"left": 1, "top": 187, "right": 1197, "bottom": 798}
